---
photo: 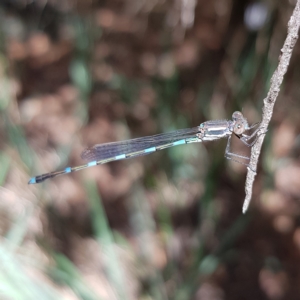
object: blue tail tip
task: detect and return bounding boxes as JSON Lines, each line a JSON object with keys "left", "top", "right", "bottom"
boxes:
{"left": 28, "top": 177, "right": 36, "bottom": 184}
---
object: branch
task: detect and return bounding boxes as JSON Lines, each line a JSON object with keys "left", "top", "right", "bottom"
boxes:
{"left": 242, "top": 1, "right": 300, "bottom": 213}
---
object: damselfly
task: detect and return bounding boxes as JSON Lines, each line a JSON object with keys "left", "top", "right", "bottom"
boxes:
{"left": 28, "top": 111, "right": 259, "bottom": 184}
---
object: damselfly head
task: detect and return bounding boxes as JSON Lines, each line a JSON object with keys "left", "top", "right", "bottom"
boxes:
{"left": 232, "top": 111, "right": 244, "bottom": 120}
{"left": 232, "top": 111, "right": 250, "bottom": 135}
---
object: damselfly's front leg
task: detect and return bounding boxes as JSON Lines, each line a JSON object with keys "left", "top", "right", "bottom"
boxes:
{"left": 241, "top": 122, "right": 260, "bottom": 142}
{"left": 240, "top": 127, "right": 267, "bottom": 147}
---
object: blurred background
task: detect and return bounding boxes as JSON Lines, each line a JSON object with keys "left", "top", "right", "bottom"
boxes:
{"left": 0, "top": 0, "right": 300, "bottom": 299}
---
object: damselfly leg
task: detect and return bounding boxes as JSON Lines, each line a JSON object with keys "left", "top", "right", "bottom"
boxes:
{"left": 224, "top": 135, "right": 250, "bottom": 167}
{"left": 225, "top": 121, "right": 265, "bottom": 171}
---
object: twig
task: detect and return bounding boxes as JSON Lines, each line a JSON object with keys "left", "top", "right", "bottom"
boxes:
{"left": 242, "top": 1, "right": 300, "bottom": 213}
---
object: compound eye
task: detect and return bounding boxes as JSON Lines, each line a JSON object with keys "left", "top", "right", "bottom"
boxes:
{"left": 232, "top": 111, "right": 243, "bottom": 120}
{"left": 234, "top": 122, "right": 244, "bottom": 135}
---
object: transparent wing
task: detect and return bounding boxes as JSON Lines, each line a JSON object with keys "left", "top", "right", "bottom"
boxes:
{"left": 81, "top": 127, "right": 200, "bottom": 162}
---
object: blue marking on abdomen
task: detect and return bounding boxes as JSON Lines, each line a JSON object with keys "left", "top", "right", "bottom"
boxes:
{"left": 87, "top": 161, "right": 97, "bottom": 167}
{"left": 173, "top": 139, "right": 186, "bottom": 146}
{"left": 115, "top": 154, "right": 126, "bottom": 160}
{"left": 145, "top": 147, "right": 156, "bottom": 153}
{"left": 65, "top": 167, "right": 72, "bottom": 173}
{"left": 28, "top": 177, "right": 36, "bottom": 184}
